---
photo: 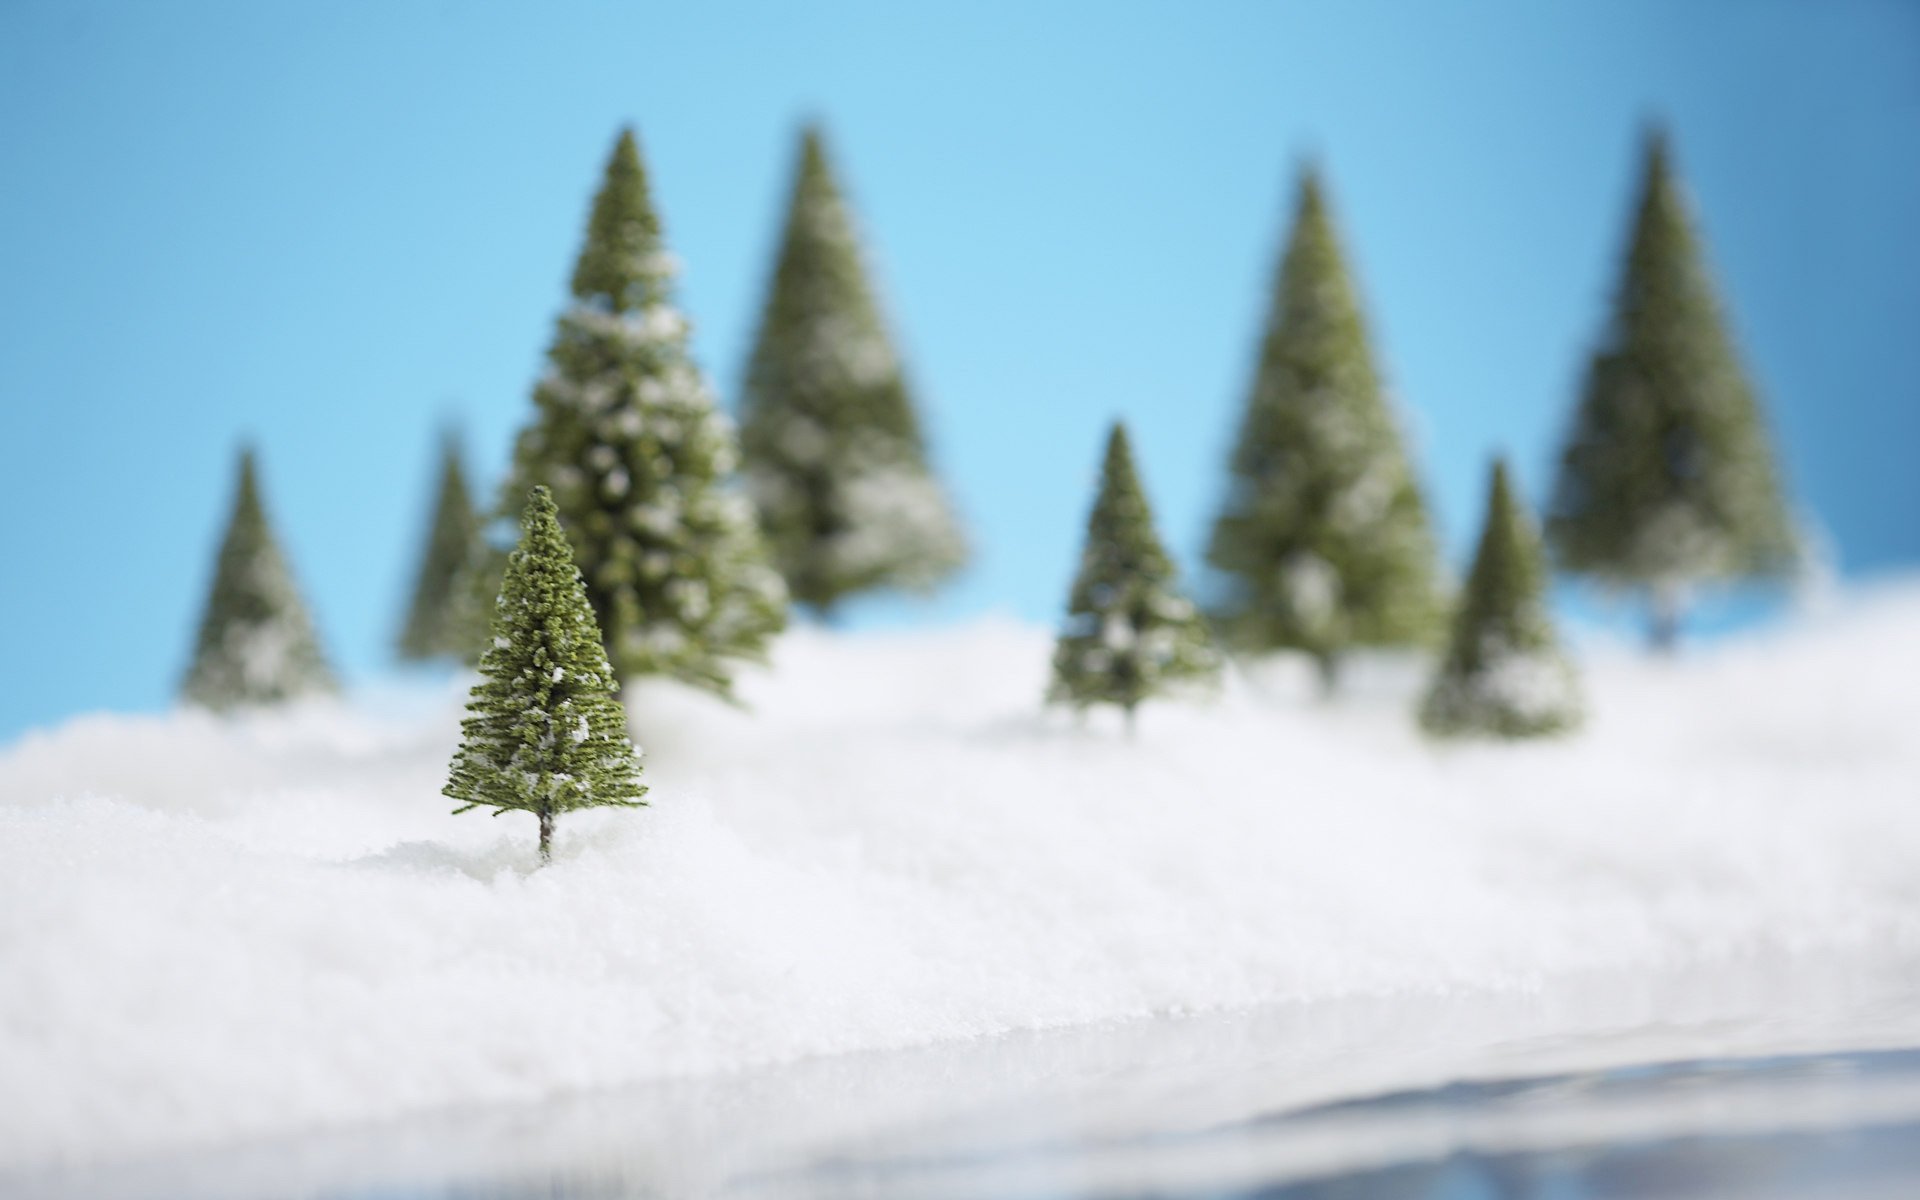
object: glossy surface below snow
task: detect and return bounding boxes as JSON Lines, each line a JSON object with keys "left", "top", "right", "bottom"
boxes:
{"left": 12, "top": 951, "right": 1920, "bottom": 1199}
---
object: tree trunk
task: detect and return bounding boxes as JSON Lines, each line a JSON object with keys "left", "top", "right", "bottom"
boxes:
{"left": 1123, "top": 702, "right": 1138, "bottom": 741}
{"left": 538, "top": 810, "right": 554, "bottom": 864}
{"left": 1313, "top": 651, "right": 1341, "bottom": 699}
{"left": 1649, "top": 585, "right": 1684, "bottom": 655}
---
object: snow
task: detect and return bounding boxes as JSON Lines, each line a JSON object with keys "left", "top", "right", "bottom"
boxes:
{"left": 3, "top": 583, "right": 1920, "bottom": 1171}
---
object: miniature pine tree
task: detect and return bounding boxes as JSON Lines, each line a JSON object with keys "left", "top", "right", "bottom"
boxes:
{"left": 505, "top": 127, "right": 786, "bottom": 698}
{"left": 180, "top": 446, "right": 335, "bottom": 710}
{"left": 1421, "top": 458, "right": 1580, "bottom": 738}
{"left": 738, "top": 124, "right": 967, "bottom": 615}
{"left": 1205, "top": 166, "right": 1442, "bottom": 690}
{"left": 1049, "top": 422, "right": 1219, "bottom": 730}
{"left": 396, "top": 429, "right": 482, "bottom": 662}
{"left": 1548, "top": 129, "right": 1797, "bottom": 651}
{"left": 446, "top": 486, "right": 646, "bottom": 862}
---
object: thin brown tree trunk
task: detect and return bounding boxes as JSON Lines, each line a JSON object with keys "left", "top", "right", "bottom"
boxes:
{"left": 538, "top": 810, "right": 554, "bottom": 863}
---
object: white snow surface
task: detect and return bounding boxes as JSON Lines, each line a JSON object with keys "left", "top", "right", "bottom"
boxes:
{"left": 3, "top": 583, "right": 1920, "bottom": 1170}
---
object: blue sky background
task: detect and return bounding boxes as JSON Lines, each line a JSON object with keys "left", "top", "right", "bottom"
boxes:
{"left": 2, "top": 0, "right": 1916, "bottom": 740}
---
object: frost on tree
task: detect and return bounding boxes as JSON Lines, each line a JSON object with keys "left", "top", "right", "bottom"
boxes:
{"left": 738, "top": 125, "right": 967, "bottom": 615}
{"left": 180, "top": 447, "right": 335, "bottom": 710}
{"left": 396, "top": 428, "right": 481, "bottom": 662}
{"left": 505, "top": 127, "right": 786, "bottom": 698}
{"left": 1548, "top": 128, "right": 1797, "bottom": 650}
{"left": 1421, "top": 458, "right": 1580, "bottom": 738}
{"left": 1050, "top": 422, "right": 1219, "bottom": 728}
{"left": 446, "top": 487, "right": 646, "bottom": 862}
{"left": 1205, "top": 166, "right": 1442, "bottom": 688}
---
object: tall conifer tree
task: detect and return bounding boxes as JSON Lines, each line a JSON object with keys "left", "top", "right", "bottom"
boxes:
{"left": 1548, "top": 129, "right": 1797, "bottom": 650}
{"left": 1205, "top": 166, "right": 1441, "bottom": 688}
{"left": 181, "top": 447, "right": 335, "bottom": 710}
{"left": 1421, "top": 459, "right": 1580, "bottom": 738}
{"left": 505, "top": 128, "right": 786, "bottom": 698}
{"left": 397, "top": 429, "right": 481, "bottom": 662}
{"left": 446, "top": 487, "right": 646, "bottom": 862}
{"left": 1050, "top": 422, "right": 1218, "bottom": 730}
{"left": 738, "top": 124, "right": 966, "bottom": 615}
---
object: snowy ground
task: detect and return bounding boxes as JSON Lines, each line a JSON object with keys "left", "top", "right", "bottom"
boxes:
{"left": 2, "top": 583, "right": 1918, "bottom": 1175}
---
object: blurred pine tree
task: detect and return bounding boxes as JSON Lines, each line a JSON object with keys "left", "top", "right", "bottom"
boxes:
{"left": 739, "top": 124, "right": 967, "bottom": 616}
{"left": 1549, "top": 129, "right": 1798, "bottom": 650}
{"left": 1421, "top": 458, "right": 1580, "bottom": 738}
{"left": 181, "top": 447, "right": 335, "bottom": 710}
{"left": 1050, "top": 422, "right": 1218, "bottom": 731}
{"left": 1206, "top": 166, "right": 1442, "bottom": 690}
{"left": 505, "top": 128, "right": 786, "bottom": 698}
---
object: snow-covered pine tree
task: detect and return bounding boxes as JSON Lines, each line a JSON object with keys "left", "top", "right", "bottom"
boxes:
{"left": 446, "top": 486, "right": 646, "bottom": 861}
{"left": 180, "top": 446, "right": 335, "bottom": 710}
{"left": 505, "top": 127, "right": 786, "bottom": 698}
{"left": 1548, "top": 128, "right": 1797, "bottom": 651}
{"left": 1049, "top": 422, "right": 1219, "bottom": 730}
{"left": 738, "top": 124, "right": 966, "bottom": 615}
{"left": 396, "top": 429, "right": 481, "bottom": 662}
{"left": 1205, "top": 166, "right": 1442, "bottom": 690}
{"left": 1420, "top": 458, "right": 1580, "bottom": 738}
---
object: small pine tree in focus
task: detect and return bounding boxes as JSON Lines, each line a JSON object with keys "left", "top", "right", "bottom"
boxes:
{"left": 397, "top": 429, "right": 481, "bottom": 662}
{"left": 1050, "top": 422, "right": 1219, "bottom": 728}
{"left": 1548, "top": 128, "right": 1797, "bottom": 650}
{"left": 1421, "top": 458, "right": 1580, "bottom": 739}
{"left": 1205, "top": 165, "right": 1442, "bottom": 689}
{"left": 181, "top": 446, "right": 335, "bottom": 710}
{"left": 738, "top": 124, "right": 967, "bottom": 616}
{"left": 445, "top": 486, "right": 646, "bottom": 862}
{"left": 504, "top": 127, "right": 786, "bottom": 698}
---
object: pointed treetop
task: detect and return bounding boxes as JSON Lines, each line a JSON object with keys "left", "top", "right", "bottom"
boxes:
{"left": 397, "top": 425, "right": 482, "bottom": 662}
{"left": 569, "top": 126, "right": 672, "bottom": 312}
{"left": 1079, "top": 421, "right": 1168, "bottom": 581}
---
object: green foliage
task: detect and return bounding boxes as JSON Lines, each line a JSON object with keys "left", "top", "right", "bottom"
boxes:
{"left": 1421, "top": 459, "right": 1580, "bottom": 739}
{"left": 397, "top": 430, "right": 481, "bottom": 662}
{"left": 1205, "top": 167, "right": 1442, "bottom": 683}
{"left": 738, "top": 124, "right": 967, "bottom": 614}
{"left": 1548, "top": 129, "right": 1797, "bottom": 645}
{"left": 180, "top": 447, "right": 335, "bottom": 710}
{"left": 505, "top": 127, "right": 786, "bottom": 697}
{"left": 445, "top": 487, "right": 646, "bottom": 861}
{"left": 1049, "top": 423, "right": 1219, "bottom": 721}
{"left": 445, "top": 524, "right": 511, "bottom": 669}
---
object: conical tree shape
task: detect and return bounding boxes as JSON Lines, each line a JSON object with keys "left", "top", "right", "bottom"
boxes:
{"left": 446, "top": 487, "right": 646, "bottom": 862}
{"left": 397, "top": 429, "right": 482, "bottom": 662}
{"left": 505, "top": 127, "right": 787, "bottom": 698}
{"left": 1049, "top": 422, "right": 1219, "bottom": 724}
{"left": 738, "top": 124, "right": 967, "bottom": 615}
{"left": 1548, "top": 129, "right": 1797, "bottom": 650}
{"left": 1206, "top": 166, "right": 1442, "bottom": 687}
{"left": 1421, "top": 459, "right": 1580, "bottom": 738}
{"left": 180, "top": 447, "right": 335, "bottom": 710}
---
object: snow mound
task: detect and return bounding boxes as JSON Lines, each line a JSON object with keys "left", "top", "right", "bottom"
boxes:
{"left": 3, "top": 588, "right": 1920, "bottom": 1170}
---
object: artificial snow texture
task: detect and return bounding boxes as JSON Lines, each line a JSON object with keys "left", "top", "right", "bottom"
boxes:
{"left": 3, "top": 584, "right": 1919, "bottom": 1170}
